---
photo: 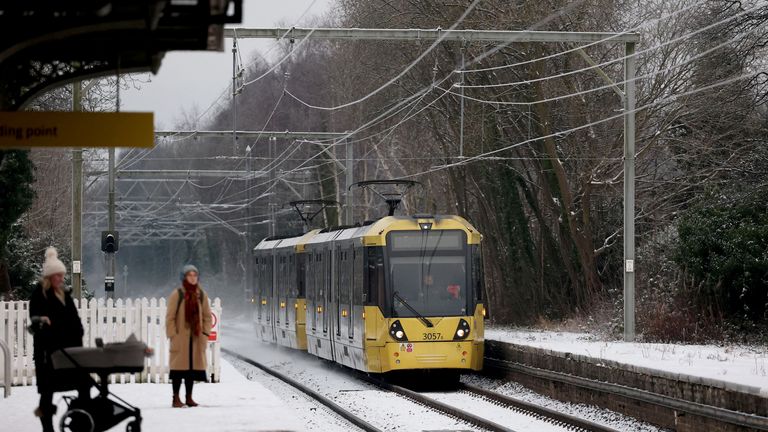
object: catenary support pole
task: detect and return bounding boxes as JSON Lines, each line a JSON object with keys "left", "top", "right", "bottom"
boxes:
{"left": 623, "top": 42, "right": 636, "bottom": 341}
{"left": 269, "top": 136, "right": 276, "bottom": 237}
{"left": 232, "top": 37, "right": 238, "bottom": 157}
{"left": 345, "top": 139, "right": 353, "bottom": 225}
{"left": 244, "top": 145, "right": 252, "bottom": 301}
{"left": 71, "top": 82, "right": 83, "bottom": 298}
{"left": 459, "top": 46, "right": 465, "bottom": 158}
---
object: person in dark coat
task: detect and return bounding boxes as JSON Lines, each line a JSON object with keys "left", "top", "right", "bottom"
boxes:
{"left": 165, "top": 264, "right": 212, "bottom": 408}
{"left": 29, "top": 247, "right": 85, "bottom": 432}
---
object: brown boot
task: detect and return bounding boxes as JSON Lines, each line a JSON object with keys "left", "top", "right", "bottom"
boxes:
{"left": 185, "top": 396, "right": 198, "bottom": 407}
{"left": 172, "top": 394, "right": 184, "bottom": 408}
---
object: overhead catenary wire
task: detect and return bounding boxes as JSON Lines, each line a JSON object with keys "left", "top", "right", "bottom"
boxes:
{"left": 460, "top": 0, "right": 711, "bottom": 75}
{"left": 118, "top": 0, "right": 707, "bottom": 200}
{"left": 283, "top": 0, "right": 482, "bottom": 112}
{"left": 402, "top": 70, "right": 763, "bottom": 180}
{"left": 125, "top": 0, "right": 757, "bottom": 226}
{"left": 253, "top": 3, "right": 766, "bottom": 197}
{"left": 455, "top": 1, "right": 764, "bottom": 90}
{"left": 212, "top": 10, "right": 626, "bottom": 204}
{"left": 439, "top": 21, "right": 762, "bottom": 108}
{"left": 115, "top": 1, "right": 323, "bottom": 176}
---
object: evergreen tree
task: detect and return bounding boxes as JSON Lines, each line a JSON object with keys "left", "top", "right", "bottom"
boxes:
{"left": 0, "top": 150, "right": 35, "bottom": 298}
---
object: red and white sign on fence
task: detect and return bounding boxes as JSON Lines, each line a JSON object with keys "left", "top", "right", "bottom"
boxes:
{"left": 209, "top": 311, "right": 218, "bottom": 342}
{"left": 0, "top": 297, "right": 222, "bottom": 386}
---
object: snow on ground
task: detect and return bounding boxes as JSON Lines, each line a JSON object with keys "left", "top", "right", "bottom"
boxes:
{"left": 224, "top": 321, "right": 651, "bottom": 432}
{"left": 486, "top": 327, "right": 768, "bottom": 393}
{"left": 421, "top": 390, "right": 573, "bottom": 432}
{"left": 462, "top": 375, "right": 662, "bottom": 432}
{"left": 224, "top": 323, "right": 483, "bottom": 432}
{"left": 0, "top": 359, "right": 305, "bottom": 432}
{"left": 227, "top": 355, "right": 360, "bottom": 432}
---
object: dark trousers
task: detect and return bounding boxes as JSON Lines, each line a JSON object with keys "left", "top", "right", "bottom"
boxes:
{"left": 38, "top": 392, "right": 55, "bottom": 432}
{"left": 172, "top": 376, "right": 195, "bottom": 397}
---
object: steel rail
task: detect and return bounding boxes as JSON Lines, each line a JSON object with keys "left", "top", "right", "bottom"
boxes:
{"left": 222, "top": 348, "right": 382, "bottom": 432}
{"left": 484, "top": 358, "right": 768, "bottom": 431}
{"left": 460, "top": 383, "right": 618, "bottom": 432}
{"left": 358, "top": 374, "right": 515, "bottom": 432}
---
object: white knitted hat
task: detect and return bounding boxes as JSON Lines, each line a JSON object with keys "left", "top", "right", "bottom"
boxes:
{"left": 42, "top": 247, "right": 67, "bottom": 277}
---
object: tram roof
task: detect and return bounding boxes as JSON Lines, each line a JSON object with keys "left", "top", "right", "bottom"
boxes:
{"left": 253, "top": 215, "right": 481, "bottom": 252}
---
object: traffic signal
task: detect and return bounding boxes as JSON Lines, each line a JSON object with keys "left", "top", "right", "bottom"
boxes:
{"left": 101, "top": 231, "right": 119, "bottom": 253}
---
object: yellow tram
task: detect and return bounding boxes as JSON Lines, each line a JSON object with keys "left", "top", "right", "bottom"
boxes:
{"left": 252, "top": 215, "right": 484, "bottom": 373}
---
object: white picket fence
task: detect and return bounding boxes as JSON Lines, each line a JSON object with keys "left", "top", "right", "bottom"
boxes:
{"left": 0, "top": 298, "right": 222, "bottom": 386}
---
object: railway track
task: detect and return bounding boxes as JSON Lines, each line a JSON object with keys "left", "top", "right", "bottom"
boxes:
{"left": 484, "top": 357, "right": 768, "bottom": 432}
{"left": 459, "top": 383, "right": 618, "bottom": 432}
{"left": 225, "top": 345, "right": 614, "bottom": 432}
{"left": 222, "top": 348, "right": 382, "bottom": 432}
{"left": 358, "top": 374, "right": 619, "bottom": 432}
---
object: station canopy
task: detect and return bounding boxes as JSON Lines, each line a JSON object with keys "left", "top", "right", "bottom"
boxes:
{"left": 0, "top": 0, "right": 242, "bottom": 110}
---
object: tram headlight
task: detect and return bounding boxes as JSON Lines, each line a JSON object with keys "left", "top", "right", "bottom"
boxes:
{"left": 453, "top": 319, "right": 470, "bottom": 340}
{"left": 389, "top": 320, "right": 408, "bottom": 341}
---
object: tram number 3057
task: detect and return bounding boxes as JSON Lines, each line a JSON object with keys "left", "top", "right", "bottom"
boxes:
{"left": 422, "top": 332, "right": 442, "bottom": 341}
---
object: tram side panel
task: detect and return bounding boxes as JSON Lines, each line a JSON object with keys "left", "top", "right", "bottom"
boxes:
{"left": 305, "top": 241, "right": 335, "bottom": 361}
{"left": 331, "top": 238, "right": 366, "bottom": 371}
{"left": 254, "top": 252, "right": 274, "bottom": 343}
{"left": 294, "top": 253, "right": 308, "bottom": 350}
{"left": 256, "top": 243, "right": 279, "bottom": 345}
{"left": 274, "top": 252, "right": 288, "bottom": 347}
{"left": 275, "top": 249, "right": 306, "bottom": 350}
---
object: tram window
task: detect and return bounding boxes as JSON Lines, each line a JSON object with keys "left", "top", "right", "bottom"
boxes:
{"left": 471, "top": 245, "right": 483, "bottom": 301}
{"left": 297, "top": 254, "right": 306, "bottom": 297}
{"left": 365, "top": 247, "right": 384, "bottom": 305}
{"left": 353, "top": 247, "right": 363, "bottom": 305}
{"left": 389, "top": 255, "right": 468, "bottom": 317}
{"left": 344, "top": 248, "right": 352, "bottom": 305}
{"left": 389, "top": 230, "right": 464, "bottom": 251}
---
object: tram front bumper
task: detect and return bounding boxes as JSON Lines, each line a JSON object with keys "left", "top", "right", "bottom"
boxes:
{"left": 378, "top": 339, "right": 483, "bottom": 372}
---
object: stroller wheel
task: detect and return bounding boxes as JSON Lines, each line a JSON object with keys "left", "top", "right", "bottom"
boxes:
{"left": 126, "top": 420, "right": 141, "bottom": 432}
{"left": 59, "top": 408, "right": 95, "bottom": 432}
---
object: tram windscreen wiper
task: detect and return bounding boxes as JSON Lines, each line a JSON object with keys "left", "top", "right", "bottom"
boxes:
{"left": 394, "top": 291, "right": 434, "bottom": 327}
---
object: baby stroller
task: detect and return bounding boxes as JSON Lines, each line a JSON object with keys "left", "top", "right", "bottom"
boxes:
{"left": 49, "top": 333, "right": 151, "bottom": 432}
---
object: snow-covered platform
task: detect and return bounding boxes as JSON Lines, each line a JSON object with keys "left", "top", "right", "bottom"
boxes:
{"left": 485, "top": 327, "right": 768, "bottom": 430}
{"left": 0, "top": 359, "right": 304, "bottom": 432}
{"left": 486, "top": 327, "right": 768, "bottom": 395}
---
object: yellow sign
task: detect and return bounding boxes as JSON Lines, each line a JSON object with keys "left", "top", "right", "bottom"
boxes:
{"left": 0, "top": 111, "right": 154, "bottom": 148}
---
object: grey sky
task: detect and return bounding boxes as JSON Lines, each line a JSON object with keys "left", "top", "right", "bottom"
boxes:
{"left": 121, "top": 0, "right": 334, "bottom": 128}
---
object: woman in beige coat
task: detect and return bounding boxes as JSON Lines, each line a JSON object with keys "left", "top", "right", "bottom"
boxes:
{"left": 165, "top": 265, "right": 212, "bottom": 408}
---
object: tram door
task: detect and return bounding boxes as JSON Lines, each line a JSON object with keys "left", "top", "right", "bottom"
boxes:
{"left": 255, "top": 256, "right": 262, "bottom": 321}
{"left": 320, "top": 248, "right": 329, "bottom": 335}
{"left": 326, "top": 245, "right": 335, "bottom": 360}
{"left": 335, "top": 244, "right": 342, "bottom": 338}
{"left": 309, "top": 252, "right": 317, "bottom": 331}
{"left": 269, "top": 252, "right": 277, "bottom": 343}
{"left": 348, "top": 247, "right": 356, "bottom": 340}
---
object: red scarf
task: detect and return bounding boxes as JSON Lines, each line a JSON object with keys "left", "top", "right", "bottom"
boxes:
{"left": 182, "top": 280, "right": 201, "bottom": 336}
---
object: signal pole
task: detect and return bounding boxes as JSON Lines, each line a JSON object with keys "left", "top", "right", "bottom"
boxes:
{"left": 71, "top": 82, "right": 83, "bottom": 298}
{"left": 105, "top": 70, "right": 119, "bottom": 300}
{"left": 105, "top": 146, "right": 116, "bottom": 300}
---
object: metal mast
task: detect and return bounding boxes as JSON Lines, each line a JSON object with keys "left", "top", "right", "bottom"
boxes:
{"left": 71, "top": 82, "right": 83, "bottom": 298}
